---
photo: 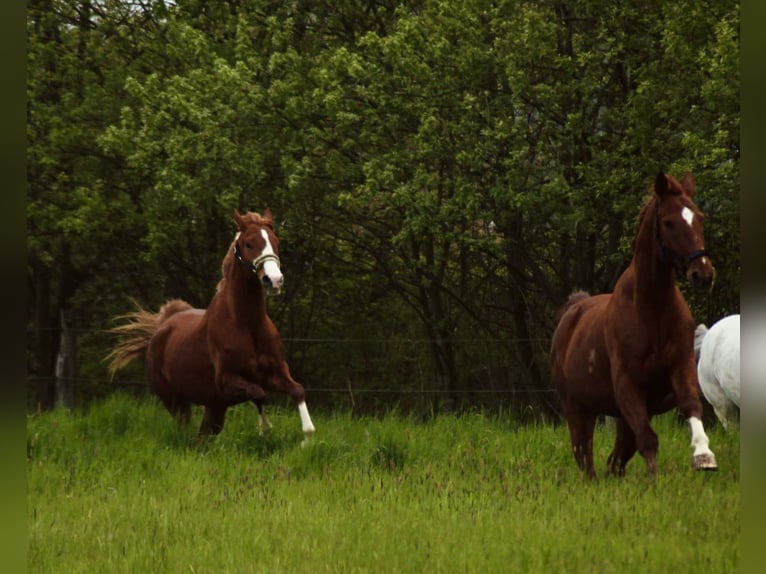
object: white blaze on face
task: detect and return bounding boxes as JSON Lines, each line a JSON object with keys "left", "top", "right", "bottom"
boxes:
{"left": 259, "top": 229, "right": 283, "bottom": 289}
{"left": 681, "top": 206, "right": 694, "bottom": 227}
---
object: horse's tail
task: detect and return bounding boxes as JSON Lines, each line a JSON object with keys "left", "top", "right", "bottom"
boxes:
{"left": 555, "top": 290, "right": 590, "bottom": 324}
{"left": 106, "top": 298, "right": 193, "bottom": 380}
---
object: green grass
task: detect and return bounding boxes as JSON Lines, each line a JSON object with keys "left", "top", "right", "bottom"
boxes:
{"left": 27, "top": 394, "right": 739, "bottom": 573}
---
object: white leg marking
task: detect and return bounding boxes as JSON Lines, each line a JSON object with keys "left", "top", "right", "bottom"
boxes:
{"left": 298, "top": 401, "right": 315, "bottom": 435}
{"left": 688, "top": 416, "right": 713, "bottom": 457}
{"left": 681, "top": 207, "right": 694, "bottom": 227}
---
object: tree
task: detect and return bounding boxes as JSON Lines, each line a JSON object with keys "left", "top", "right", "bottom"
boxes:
{"left": 27, "top": 0, "right": 739, "bottom": 416}
{"left": 27, "top": 0, "right": 173, "bottom": 408}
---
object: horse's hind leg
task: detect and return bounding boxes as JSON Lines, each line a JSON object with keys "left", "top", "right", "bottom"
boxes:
{"left": 157, "top": 393, "right": 192, "bottom": 427}
{"left": 198, "top": 406, "right": 227, "bottom": 440}
{"left": 172, "top": 399, "right": 192, "bottom": 427}
{"left": 562, "top": 402, "right": 597, "bottom": 479}
{"left": 714, "top": 399, "right": 739, "bottom": 431}
{"left": 606, "top": 418, "right": 637, "bottom": 476}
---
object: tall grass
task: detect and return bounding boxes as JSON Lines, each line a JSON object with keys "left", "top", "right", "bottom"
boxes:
{"left": 27, "top": 394, "right": 739, "bottom": 573}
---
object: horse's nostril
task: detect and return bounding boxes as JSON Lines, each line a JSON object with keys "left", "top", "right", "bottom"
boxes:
{"left": 689, "top": 268, "right": 713, "bottom": 289}
{"left": 262, "top": 276, "right": 273, "bottom": 289}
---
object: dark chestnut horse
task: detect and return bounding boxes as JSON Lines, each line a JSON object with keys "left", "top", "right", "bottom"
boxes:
{"left": 550, "top": 172, "right": 717, "bottom": 478}
{"left": 107, "top": 209, "right": 315, "bottom": 441}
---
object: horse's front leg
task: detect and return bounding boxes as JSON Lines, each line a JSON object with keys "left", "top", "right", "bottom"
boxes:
{"left": 231, "top": 357, "right": 273, "bottom": 435}
{"left": 673, "top": 360, "right": 718, "bottom": 470}
{"left": 297, "top": 401, "right": 315, "bottom": 446}
{"left": 254, "top": 400, "right": 273, "bottom": 436}
{"left": 217, "top": 370, "right": 268, "bottom": 434}
{"left": 687, "top": 417, "right": 717, "bottom": 470}
{"left": 273, "top": 361, "right": 315, "bottom": 444}
{"left": 613, "top": 371, "right": 659, "bottom": 474}
{"left": 606, "top": 417, "right": 638, "bottom": 476}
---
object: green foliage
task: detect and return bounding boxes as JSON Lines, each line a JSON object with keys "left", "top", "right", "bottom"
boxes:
{"left": 28, "top": 395, "right": 739, "bottom": 573}
{"left": 27, "top": 0, "right": 739, "bottom": 412}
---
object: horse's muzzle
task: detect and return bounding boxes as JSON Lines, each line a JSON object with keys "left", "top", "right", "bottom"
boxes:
{"left": 687, "top": 259, "right": 714, "bottom": 289}
{"left": 260, "top": 274, "right": 283, "bottom": 295}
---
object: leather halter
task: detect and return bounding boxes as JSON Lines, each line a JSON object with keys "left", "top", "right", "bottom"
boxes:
{"left": 653, "top": 197, "right": 708, "bottom": 266}
{"left": 232, "top": 244, "right": 281, "bottom": 273}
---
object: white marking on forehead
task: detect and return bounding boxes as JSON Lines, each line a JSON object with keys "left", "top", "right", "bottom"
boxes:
{"left": 260, "top": 229, "right": 275, "bottom": 254}
{"left": 681, "top": 207, "right": 694, "bottom": 227}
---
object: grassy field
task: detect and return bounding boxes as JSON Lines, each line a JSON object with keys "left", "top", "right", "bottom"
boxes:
{"left": 27, "top": 394, "right": 739, "bottom": 573}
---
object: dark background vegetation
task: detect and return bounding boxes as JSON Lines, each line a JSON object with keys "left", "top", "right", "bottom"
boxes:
{"left": 27, "top": 0, "right": 739, "bottom": 419}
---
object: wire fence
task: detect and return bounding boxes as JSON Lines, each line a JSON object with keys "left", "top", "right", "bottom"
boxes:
{"left": 28, "top": 374, "right": 557, "bottom": 395}
{"left": 28, "top": 327, "right": 559, "bottom": 418}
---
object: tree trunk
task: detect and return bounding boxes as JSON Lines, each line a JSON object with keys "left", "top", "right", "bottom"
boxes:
{"left": 55, "top": 310, "right": 77, "bottom": 411}
{"left": 31, "top": 266, "right": 56, "bottom": 411}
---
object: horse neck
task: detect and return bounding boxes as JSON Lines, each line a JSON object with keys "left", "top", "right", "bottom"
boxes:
{"left": 224, "top": 266, "right": 268, "bottom": 323}
{"left": 628, "top": 203, "right": 678, "bottom": 310}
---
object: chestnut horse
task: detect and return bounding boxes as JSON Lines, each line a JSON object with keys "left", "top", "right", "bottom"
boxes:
{"left": 107, "top": 209, "right": 315, "bottom": 441}
{"left": 550, "top": 172, "right": 717, "bottom": 478}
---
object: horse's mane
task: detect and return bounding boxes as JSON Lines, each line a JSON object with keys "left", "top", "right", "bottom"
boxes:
{"left": 631, "top": 177, "right": 685, "bottom": 251}
{"left": 216, "top": 211, "right": 267, "bottom": 292}
{"left": 631, "top": 195, "right": 654, "bottom": 252}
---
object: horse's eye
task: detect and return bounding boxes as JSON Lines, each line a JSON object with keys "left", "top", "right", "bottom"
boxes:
{"left": 245, "top": 243, "right": 252, "bottom": 249}
{"left": 663, "top": 221, "right": 675, "bottom": 230}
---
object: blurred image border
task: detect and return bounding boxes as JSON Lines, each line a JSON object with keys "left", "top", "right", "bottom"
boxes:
{"left": 0, "top": 2, "right": 29, "bottom": 572}
{"left": 741, "top": 2, "right": 762, "bottom": 573}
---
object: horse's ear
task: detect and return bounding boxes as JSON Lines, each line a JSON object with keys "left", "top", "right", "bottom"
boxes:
{"left": 681, "top": 172, "right": 696, "bottom": 197}
{"left": 233, "top": 209, "right": 247, "bottom": 231}
{"left": 654, "top": 171, "right": 669, "bottom": 197}
{"left": 263, "top": 208, "right": 274, "bottom": 229}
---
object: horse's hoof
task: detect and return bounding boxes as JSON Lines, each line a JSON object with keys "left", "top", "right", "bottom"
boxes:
{"left": 693, "top": 453, "right": 718, "bottom": 471}
{"left": 300, "top": 432, "right": 314, "bottom": 448}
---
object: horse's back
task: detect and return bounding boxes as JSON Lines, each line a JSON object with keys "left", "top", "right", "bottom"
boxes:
{"left": 700, "top": 314, "right": 740, "bottom": 407}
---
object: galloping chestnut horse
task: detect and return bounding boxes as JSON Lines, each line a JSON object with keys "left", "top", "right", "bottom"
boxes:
{"left": 550, "top": 172, "right": 717, "bottom": 478}
{"left": 107, "top": 209, "right": 315, "bottom": 441}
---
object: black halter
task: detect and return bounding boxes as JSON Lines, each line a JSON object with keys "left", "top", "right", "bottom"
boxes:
{"left": 653, "top": 198, "right": 708, "bottom": 266}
